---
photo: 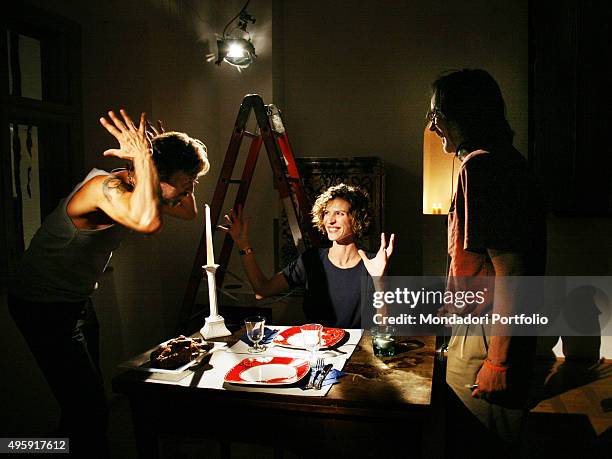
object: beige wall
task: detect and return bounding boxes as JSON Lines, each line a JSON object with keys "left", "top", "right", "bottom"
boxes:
{"left": 3, "top": 0, "right": 610, "bottom": 435}
{"left": 276, "top": 0, "right": 529, "bottom": 275}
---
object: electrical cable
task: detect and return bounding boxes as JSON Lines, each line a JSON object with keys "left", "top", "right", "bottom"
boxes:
{"left": 222, "top": 0, "right": 250, "bottom": 37}
{"left": 180, "top": 0, "right": 216, "bottom": 30}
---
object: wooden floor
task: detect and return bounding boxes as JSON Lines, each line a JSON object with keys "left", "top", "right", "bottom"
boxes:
{"left": 524, "top": 359, "right": 611, "bottom": 458}
{"left": 530, "top": 359, "right": 611, "bottom": 434}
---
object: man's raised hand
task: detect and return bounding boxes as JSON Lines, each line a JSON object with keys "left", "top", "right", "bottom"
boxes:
{"left": 99, "top": 109, "right": 151, "bottom": 161}
{"left": 145, "top": 119, "right": 165, "bottom": 143}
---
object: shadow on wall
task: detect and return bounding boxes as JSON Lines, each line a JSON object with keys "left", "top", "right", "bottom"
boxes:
{"left": 537, "top": 282, "right": 610, "bottom": 364}
{"left": 111, "top": 234, "right": 166, "bottom": 350}
{"left": 385, "top": 162, "right": 422, "bottom": 276}
{"left": 531, "top": 282, "right": 610, "bottom": 406}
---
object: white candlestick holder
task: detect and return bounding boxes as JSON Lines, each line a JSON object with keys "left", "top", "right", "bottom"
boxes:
{"left": 199, "top": 264, "right": 231, "bottom": 339}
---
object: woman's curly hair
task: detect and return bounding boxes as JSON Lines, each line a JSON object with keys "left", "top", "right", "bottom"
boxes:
{"left": 311, "top": 183, "right": 372, "bottom": 239}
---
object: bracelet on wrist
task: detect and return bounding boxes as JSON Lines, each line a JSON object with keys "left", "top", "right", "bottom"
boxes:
{"left": 484, "top": 359, "right": 508, "bottom": 372}
{"left": 239, "top": 247, "right": 254, "bottom": 256}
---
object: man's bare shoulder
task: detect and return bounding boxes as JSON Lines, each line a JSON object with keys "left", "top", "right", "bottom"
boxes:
{"left": 99, "top": 174, "right": 132, "bottom": 203}
{"left": 67, "top": 173, "right": 131, "bottom": 217}
{"left": 82, "top": 173, "right": 131, "bottom": 201}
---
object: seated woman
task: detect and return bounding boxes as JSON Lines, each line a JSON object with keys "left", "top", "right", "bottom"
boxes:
{"left": 220, "top": 183, "right": 394, "bottom": 328}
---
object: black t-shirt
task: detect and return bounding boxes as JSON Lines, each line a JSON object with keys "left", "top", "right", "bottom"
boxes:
{"left": 282, "top": 247, "right": 374, "bottom": 328}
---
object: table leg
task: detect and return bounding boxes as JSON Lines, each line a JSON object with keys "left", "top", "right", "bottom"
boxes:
{"left": 129, "top": 399, "right": 160, "bottom": 459}
{"left": 220, "top": 440, "right": 231, "bottom": 459}
{"left": 421, "top": 347, "right": 447, "bottom": 459}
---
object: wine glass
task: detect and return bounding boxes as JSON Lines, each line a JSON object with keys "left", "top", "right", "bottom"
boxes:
{"left": 300, "top": 323, "right": 323, "bottom": 363}
{"left": 244, "top": 316, "right": 266, "bottom": 353}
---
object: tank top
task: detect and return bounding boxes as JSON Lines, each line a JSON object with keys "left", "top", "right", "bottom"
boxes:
{"left": 10, "top": 168, "right": 130, "bottom": 302}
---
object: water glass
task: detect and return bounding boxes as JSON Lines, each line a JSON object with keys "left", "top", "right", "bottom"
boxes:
{"left": 244, "top": 316, "right": 266, "bottom": 353}
{"left": 371, "top": 325, "right": 396, "bottom": 357}
{"left": 301, "top": 323, "right": 323, "bottom": 362}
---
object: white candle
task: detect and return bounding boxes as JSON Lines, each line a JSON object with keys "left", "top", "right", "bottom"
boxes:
{"left": 205, "top": 204, "right": 215, "bottom": 266}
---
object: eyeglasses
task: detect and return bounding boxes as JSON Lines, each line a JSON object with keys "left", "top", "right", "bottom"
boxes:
{"left": 426, "top": 108, "right": 444, "bottom": 126}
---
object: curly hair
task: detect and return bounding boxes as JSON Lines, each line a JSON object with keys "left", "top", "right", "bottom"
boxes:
{"left": 150, "top": 131, "right": 210, "bottom": 181}
{"left": 311, "top": 184, "right": 372, "bottom": 239}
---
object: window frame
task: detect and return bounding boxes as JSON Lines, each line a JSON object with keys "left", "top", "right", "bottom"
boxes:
{"left": 1, "top": 4, "right": 82, "bottom": 291}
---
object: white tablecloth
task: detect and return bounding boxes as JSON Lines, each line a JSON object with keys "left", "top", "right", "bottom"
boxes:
{"left": 121, "top": 327, "right": 363, "bottom": 397}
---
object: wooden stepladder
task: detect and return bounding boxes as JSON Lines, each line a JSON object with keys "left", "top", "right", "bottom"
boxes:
{"left": 177, "top": 94, "right": 321, "bottom": 332}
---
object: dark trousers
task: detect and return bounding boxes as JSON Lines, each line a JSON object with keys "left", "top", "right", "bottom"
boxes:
{"left": 8, "top": 295, "right": 109, "bottom": 458}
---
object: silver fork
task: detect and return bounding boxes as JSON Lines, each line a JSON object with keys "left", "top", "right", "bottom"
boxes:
{"left": 306, "top": 357, "right": 324, "bottom": 389}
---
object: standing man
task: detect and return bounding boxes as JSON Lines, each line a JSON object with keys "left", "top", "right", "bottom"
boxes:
{"left": 8, "top": 110, "right": 209, "bottom": 457}
{"left": 428, "top": 70, "right": 546, "bottom": 456}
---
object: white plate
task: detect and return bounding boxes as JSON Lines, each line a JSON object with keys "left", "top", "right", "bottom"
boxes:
{"left": 240, "top": 364, "right": 297, "bottom": 382}
{"left": 224, "top": 357, "right": 310, "bottom": 385}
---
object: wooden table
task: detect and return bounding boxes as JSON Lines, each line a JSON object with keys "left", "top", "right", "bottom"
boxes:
{"left": 112, "top": 330, "right": 437, "bottom": 458}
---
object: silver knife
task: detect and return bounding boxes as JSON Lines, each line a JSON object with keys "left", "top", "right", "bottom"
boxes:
{"left": 314, "top": 364, "right": 333, "bottom": 390}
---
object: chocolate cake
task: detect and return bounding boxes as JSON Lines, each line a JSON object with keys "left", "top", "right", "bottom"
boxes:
{"left": 149, "top": 335, "right": 205, "bottom": 369}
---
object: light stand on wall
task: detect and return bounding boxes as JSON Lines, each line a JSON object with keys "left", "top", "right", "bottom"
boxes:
{"left": 207, "top": 0, "right": 257, "bottom": 71}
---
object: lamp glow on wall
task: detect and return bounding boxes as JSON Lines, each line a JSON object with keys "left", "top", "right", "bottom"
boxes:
{"left": 207, "top": 0, "right": 257, "bottom": 70}
{"left": 422, "top": 127, "right": 458, "bottom": 215}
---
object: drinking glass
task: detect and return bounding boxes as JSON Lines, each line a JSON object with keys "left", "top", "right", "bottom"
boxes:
{"left": 244, "top": 316, "right": 266, "bottom": 353}
{"left": 300, "top": 323, "right": 323, "bottom": 363}
{"left": 371, "top": 325, "right": 396, "bottom": 357}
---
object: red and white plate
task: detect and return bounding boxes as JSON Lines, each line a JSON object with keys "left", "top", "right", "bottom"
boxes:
{"left": 272, "top": 326, "right": 346, "bottom": 349}
{"left": 224, "top": 357, "right": 310, "bottom": 385}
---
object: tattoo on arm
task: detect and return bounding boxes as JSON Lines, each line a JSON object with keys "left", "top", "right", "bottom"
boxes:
{"left": 102, "top": 176, "right": 129, "bottom": 204}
